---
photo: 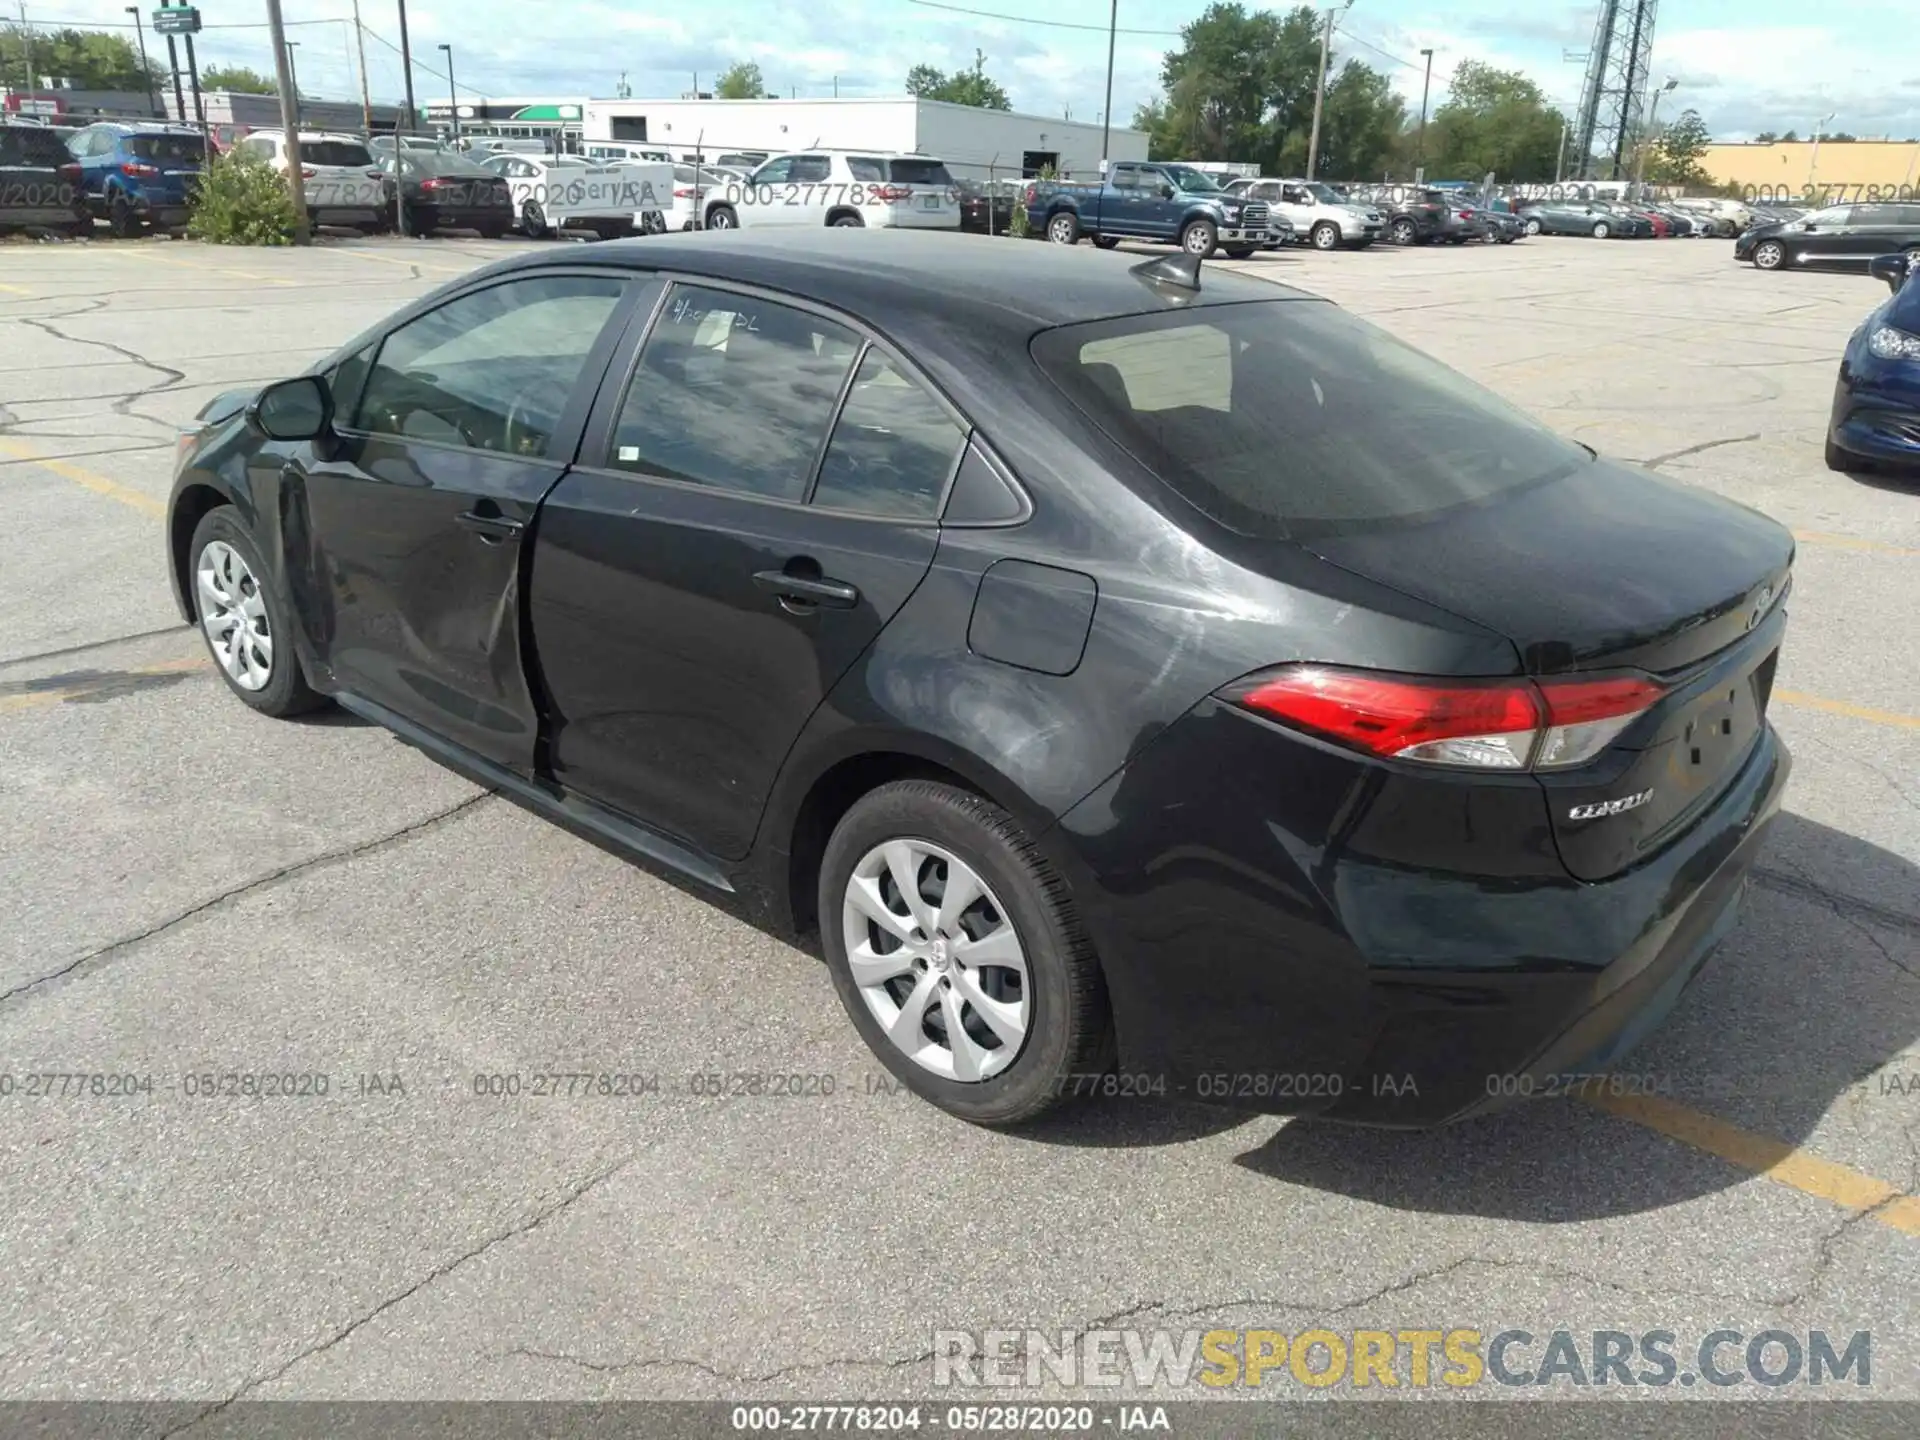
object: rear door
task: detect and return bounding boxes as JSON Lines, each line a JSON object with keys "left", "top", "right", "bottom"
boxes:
{"left": 528, "top": 278, "right": 963, "bottom": 860}
{"left": 1843, "top": 202, "right": 1920, "bottom": 260}
{"left": 288, "top": 269, "right": 640, "bottom": 769}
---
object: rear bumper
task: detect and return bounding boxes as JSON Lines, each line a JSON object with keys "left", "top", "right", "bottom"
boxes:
{"left": 1051, "top": 707, "right": 1791, "bottom": 1129}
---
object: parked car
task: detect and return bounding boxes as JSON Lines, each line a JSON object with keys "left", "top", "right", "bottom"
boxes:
{"left": 370, "top": 134, "right": 452, "bottom": 156}
{"left": 372, "top": 149, "right": 514, "bottom": 237}
{"left": 705, "top": 151, "right": 961, "bottom": 232}
{"left": 478, "top": 152, "right": 668, "bottom": 238}
{"left": 657, "top": 162, "right": 746, "bottom": 232}
{"left": 1516, "top": 201, "right": 1649, "bottom": 239}
{"left": 956, "top": 177, "right": 1020, "bottom": 235}
{"left": 582, "top": 140, "right": 676, "bottom": 166}
{"left": 1736, "top": 201, "right": 1920, "bottom": 273}
{"left": 235, "top": 129, "right": 389, "bottom": 233}
{"left": 1223, "top": 176, "right": 1381, "bottom": 250}
{"left": 166, "top": 229, "right": 1793, "bottom": 1129}
{"left": 1027, "top": 160, "right": 1271, "bottom": 258}
{"left": 1477, "top": 205, "right": 1525, "bottom": 243}
{"left": 0, "top": 120, "right": 87, "bottom": 235}
{"left": 1826, "top": 252, "right": 1920, "bottom": 471}
{"left": 1382, "top": 188, "right": 1485, "bottom": 245}
{"left": 66, "top": 121, "right": 204, "bottom": 236}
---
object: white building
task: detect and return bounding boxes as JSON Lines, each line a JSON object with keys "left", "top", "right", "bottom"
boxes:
{"left": 581, "top": 96, "right": 1149, "bottom": 181}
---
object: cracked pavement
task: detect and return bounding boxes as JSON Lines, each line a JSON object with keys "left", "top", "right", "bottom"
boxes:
{"left": 0, "top": 235, "right": 1915, "bottom": 1412}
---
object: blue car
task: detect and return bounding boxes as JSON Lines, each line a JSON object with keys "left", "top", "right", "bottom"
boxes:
{"left": 1827, "top": 253, "right": 1920, "bottom": 472}
{"left": 66, "top": 122, "right": 206, "bottom": 236}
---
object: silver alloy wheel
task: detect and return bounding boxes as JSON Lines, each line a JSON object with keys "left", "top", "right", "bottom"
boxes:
{"left": 196, "top": 539, "right": 273, "bottom": 692}
{"left": 1753, "top": 239, "right": 1784, "bottom": 269}
{"left": 1312, "top": 222, "right": 1338, "bottom": 250}
{"left": 1183, "top": 222, "right": 1214, "bottom": 255}
{"left": 841, "top": 837, "right": 1030, "bottom": 1083}
{"left": 1047, "top": 214, "right": 1076, "bottom": 244}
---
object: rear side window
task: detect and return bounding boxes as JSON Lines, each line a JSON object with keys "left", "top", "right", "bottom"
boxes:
{"left": 303, "top": 141, "right": 373, "bottom": 167}
{"left": 608, "top": 285, "right": 859, "bottom": 500}
{"left": 812, "top": 350, "right": 966, "bottom": 518}
{"left": 1, "top": 126, "right": 70, "bottom": 166}
{"left": 888, "top": 158, "right": 952, "bottom": 186}
{"left": 1032, "top": 300, "right": 1588, "bottom": 539}
{"left": 129, "top": 135, "right": 205, "bottom": 164}
{"left": 790, "top": 155, "right": 831, "bottom": 183}
{"left": 846, "top": 156, "right": 886, "bottom": 182}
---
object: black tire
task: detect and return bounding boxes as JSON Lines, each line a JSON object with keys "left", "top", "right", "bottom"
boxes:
{"left": 107, "top": 193, "right": 142, "bottom": 239}
{"left": 1524, "top": 218, "right": 1542, "bottom": 236}
{"left": 819, "top": 780, "right": 1110, "bottom": 1128}
{"left": 1751, "top": 239, "right": 1786, "bottom": 270}
{"left": 1309, "top": 221, "right": 1339, "bottom": 250}
{"left": 1179, "top": 217, "right": 1217, "bottom": 257}
{"left": 704, "top": 204, "right": 738, "bottom": 231}
{"left": 1046, "top": 211, "right": 1079, "bottom": 245}
{"left": 406, "top": 207, "right": 436, "bottom": 237}
{"left": 1389, "top": 217, "right": 1416, "bottom": 245}
{"left": 1223, "top": 245, "right": 1256, "bottom": 259}
{"left": 1092, "top": 235, "right": 1120, "bottom": 250}
{"left": 828, "top": 211, "right": 864, "bottom": 227}
{"left": 187, "top": 507, "right": 327, "bottom": 719}
{"left": 479, "top": 225, "right": 509, "bottom": 240}
{"left": 521, "top": 199, "right": 546, "bottom": 237}
{"left": 1591, "top": 221, "right": 1611, "bottom": 239}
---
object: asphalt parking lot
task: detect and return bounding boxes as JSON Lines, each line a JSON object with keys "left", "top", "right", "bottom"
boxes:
{"left": 1, "top": 231, "right": 1917, "bottom": 1415}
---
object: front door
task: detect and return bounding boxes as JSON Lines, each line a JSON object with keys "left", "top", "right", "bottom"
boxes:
{"left": 529, "top": 280, "right": 965, "bottom": 860}
{"left": 287, "top": 270, "right": 637, "bottom": 769}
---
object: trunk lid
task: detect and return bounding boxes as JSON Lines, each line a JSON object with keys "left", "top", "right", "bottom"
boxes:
{"left": 1304, "top": 459, "right": 1794, "bottom": 880}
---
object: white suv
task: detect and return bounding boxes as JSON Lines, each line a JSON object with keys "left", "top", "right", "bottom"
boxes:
{"left": 700, "top": 151, "right": 961, "bottom": 232}
{"left": 1228, "top": 177, "right": 1382, "bottom": 250}
{"left": 237, "top": 130, "right": 388, "bottom": 231}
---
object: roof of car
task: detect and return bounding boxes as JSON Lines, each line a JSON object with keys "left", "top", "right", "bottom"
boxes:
{"left": 484, "top": 228, "right": 1316, "bottom": 334}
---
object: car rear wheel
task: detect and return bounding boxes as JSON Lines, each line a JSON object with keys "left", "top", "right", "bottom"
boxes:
{"left": 828, "top": 211, "right": 864, "bottom": 227}
{"left": 820, "top": 780, "right": 1110, "bottom": 1127}
{"left": 1591, "top": 221, "right": 1611, "bottom": 239}
{"left": 1751, "top": 239, "right": 1785, "bottom": 270}
{"left": 1389, "top": 217, "right": 1416, "bottom": 245}
{"left": 107, "top": 194, "right": 141, "bottom": 239}
{"left": 1310, "top": 221, "right": 1339, "bottom": 250}
{"left": 1223, "top": 245, "right": 1256, "bottom": 259}
{"left": 520, "top": 199, "right": 547, "bottom": 237}
{"left": 189, "top": 509, "right": 325, "bottom": 718}
{"left": 1524, "top": 218, "right": 1542, "bottom": 235}
{"left": 1092, "top": 235, "right": 1120, "bottom": 249}
{"left": 1180, "top": 218, "right": 1217, "bottom": 257}
{"left": 704, "top": 204, "right": 737, "bottom": 231}
{"left": 1046, "top": 212, "right": 1079, "bottom": 245}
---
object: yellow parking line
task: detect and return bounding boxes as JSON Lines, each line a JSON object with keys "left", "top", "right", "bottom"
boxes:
{"left": 0, "top": 281, "right": 29, "bottom": 295}
{"left": 0, "top": 655, "right": 205, "bottom": 714}
{"left": 333, "top": 246, "right": 473, "bottom": 278}
{"left": 1590, "top": 1092, "right": 1920, "bottom": 1237}
{"left": 1793, "top": 530, "right": 1920, "bottom": 558}
{"left": 1776, "top": 690, "right": 1920, "bottom": 732}
{"left": 130, "top": 250, "right": 298, "bottom": 287}
{"left": 0, "top": 438, "right": 165, "bottom": 517}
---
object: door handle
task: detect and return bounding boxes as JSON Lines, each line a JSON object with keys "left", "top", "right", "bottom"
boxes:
{"left": 457, "top": 509, "right": 525, "bottom": 543}
{"left": 752, "top": 569, "right": 859, "bottom": 609}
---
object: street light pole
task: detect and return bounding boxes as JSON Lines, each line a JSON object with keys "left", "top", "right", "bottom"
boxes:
{"left": 263, "top": 0, "right": 308, "bottom": 243}
{"left": 126, "top": 6, "right": 159, "bottom": 118}
{"left": 394, "top": 0, "right": 418, "bottom": 135}
{"left": 1304, "top": 1, "right": 1352, "bottom": 182}
{"left": 1415, "top": 47, "right": 1433, "bottom": 174}
{"left": 1808, "top": 109, "right": 1837, "bottom": 198}
{"left": 438, "top": 43, "right": 456, "bottom": 141}
{"left": 1100, "top": 0, "right": 1116, "bottom": 165}
{"left": 284, "top": 41, "right": 299, "bottom": 128}
{"left": 1631, "top": 78, "right": 1676, "bottom": 194}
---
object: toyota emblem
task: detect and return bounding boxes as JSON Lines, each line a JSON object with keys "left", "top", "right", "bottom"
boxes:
{"left": 1747, "top": 584, "right": 1773, "bottom": 630}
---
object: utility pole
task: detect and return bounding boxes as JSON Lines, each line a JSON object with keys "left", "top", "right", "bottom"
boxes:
{"left": 351, "top": 0, "right": 372, "bottom": 135}
{"left": 182, "top": 27, "right": 205, "bottom": 136}
{"left": 159, "top": 0, "right": 184, "bottom": 122}
{"left": 437, "top": 43, "right": 455, "bottom": 139}
{"left": 1100, "top": 0, "right": 1117, "bottom": 164}
{"left": 284, "top": 41, "right": 299, "bottom": 128}
{"left": 1415, "top": 48, "right": 1433, "bottom": 171}
{"left": 395, "top": 0, "right": 418, "bottom": 135}
{"left": 1305, "top": 2, "right": 1351, "bottom": 181}
{"left": 14, "top": 2, "right": 31, "bottom": 100}
{"left": 1554, "top": 112, "right": 1569, "bottom": 184}
{"left": 126, "top": 7, "right": 159, "bottom": 118}
{"left": 264, "top": 0, "right": 308, "bottom": 243}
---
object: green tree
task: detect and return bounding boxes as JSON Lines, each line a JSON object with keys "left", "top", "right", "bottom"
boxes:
{"left": 1314, "top": 61, "right": 1406, "bottom": 181}
{"left": 1752, "top": 130, "right": 1778, "bottom": 144}
{"left": 1648, "top": 108, "right": 1711, "bottom": 185}
{"left": 714, "top": 61, "right": 765, "bottom": 100}
{"left": 904, "top": 50, "right": 1010, "bottom": 110}
{"left": 201, "top": 65, "right": 277, "bottom": 95}
{"left": 1778, "top": 129, "right": 1799, "bottom": 143}
{"left": 0, "top": 24, "right": 159, "bottom": 90}
{"left": 1422, "top": 60, "right": 1564, "bottom": 181}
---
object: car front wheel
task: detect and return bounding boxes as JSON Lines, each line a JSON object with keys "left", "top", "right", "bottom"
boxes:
{"left": 1591, "top": 221, "right": 1611, "bottom": 239}
{"left": 1524, "top": 218, "right": 1542, "bottom": 235}
{"left": 189, "top": 508, "right": 326, "bottom": 718}
{"left": 1389, "top": 217, "right": 1416, "bottom": 245}
{"left": 1310, "top": 221, "right": 1339, "bottom": 250}
{"left": 820, "top": 780, "right": 1110, "bottom": 1127}
{"left": 1751, "top": 239, "right": 1786, "bottom": 270}
{"left": 1180, "top": 218, "right": 1217, "bottom": 256}
{"left": 520, "top": 199, "right": 547, "bottom": 236}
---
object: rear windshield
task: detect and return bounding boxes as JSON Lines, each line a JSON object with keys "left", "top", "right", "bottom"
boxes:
{"left": 302, "top": 141, "right": 372, "bottom": 167}
{"left": 888, "top": 158, "right": 953, "bottom": 186}
{"left": 1031, "top": 300, "right": 1588, "bottom": 539}
{"left": 0, "top": 125, "right": 70, "bottom": 166}
{"left": 128, "top": 134, "right": 205, "bottom": 164}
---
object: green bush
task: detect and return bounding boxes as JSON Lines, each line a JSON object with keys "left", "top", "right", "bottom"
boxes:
{"left": 188, "top": 146, "right": 299, "bottom": 245}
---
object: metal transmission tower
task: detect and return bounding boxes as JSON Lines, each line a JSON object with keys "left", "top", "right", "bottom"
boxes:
{"left": 1571, "top": 0, "right": 1660, "bottom": 180}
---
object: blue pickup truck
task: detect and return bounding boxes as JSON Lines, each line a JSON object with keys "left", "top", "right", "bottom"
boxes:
{"left": 1024, "top": 161, "right": 1276, "bottom": 258}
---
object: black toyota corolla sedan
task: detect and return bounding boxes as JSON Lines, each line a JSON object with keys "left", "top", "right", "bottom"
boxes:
{"left": 165, "top": 230, "right": 1793, "bottom": 1129}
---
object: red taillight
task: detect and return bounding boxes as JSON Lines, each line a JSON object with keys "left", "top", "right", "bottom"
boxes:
{"left": 121, "top": 160, "right": 159, "bottom": 178}
{"left": 1226, "top": 666, "right": 1664, "bottom": 771}
{"left": 1457, "top": 210, "right": 1473, "bottom": 219}
{"left": 301, "top": 166, "right": 316, "bottom": 178}
{"left": 673, "top": 186, "right": 695, "bottom": 198}
{"left": 59, "top": 162, "right": 80, "bottom": 182}
{"left": 873, "top": 183, "right": 912, "bottom": 201}
{"left": 420, "top": 177, "right": 445, "bottom": 191}
{"left": 1023, "top": 183, "right": 1037, "bottom": 203}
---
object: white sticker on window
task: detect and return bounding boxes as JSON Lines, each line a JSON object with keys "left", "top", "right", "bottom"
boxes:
{"left": 617, "top": 445, "right": 641, "bottom": 461}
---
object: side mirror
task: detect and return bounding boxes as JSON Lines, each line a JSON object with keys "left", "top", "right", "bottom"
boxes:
{"left": 1159, "top": 184, "right": 1175, "bottom": 199}
{"left": 1869, "top": 254, "right": 1911, "bottom": 294}
{"left": 247, "top": 375, "right": 333, "bottom": 442}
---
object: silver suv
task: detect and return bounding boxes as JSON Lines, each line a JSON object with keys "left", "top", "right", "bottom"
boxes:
{"left": 1227, "top": 177, "right": 1383, "bottom": 250}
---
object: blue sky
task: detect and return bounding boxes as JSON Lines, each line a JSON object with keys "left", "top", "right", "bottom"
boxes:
{"left": 33, "top": 1, "right": 1920, "bottom": 141}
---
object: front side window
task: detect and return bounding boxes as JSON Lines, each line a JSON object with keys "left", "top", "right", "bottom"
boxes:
{"left": 751, "top": 157, "right": 794, "bottom": 185}
{"left": 607, "top": 285, "right": 859, "bottom": 500}
{"left": 812, "top": 350, "right": 967, "bottom": 518}
{"left": 352, "top": 274, "right": 627, "bottom": 458}
{"left": 1033, "top": 300, "right": 1589, "bottom": 539}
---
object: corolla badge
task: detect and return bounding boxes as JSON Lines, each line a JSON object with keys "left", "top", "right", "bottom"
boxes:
{"left": 1568, "top": 789, "right": 1654, "bottom": 822}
